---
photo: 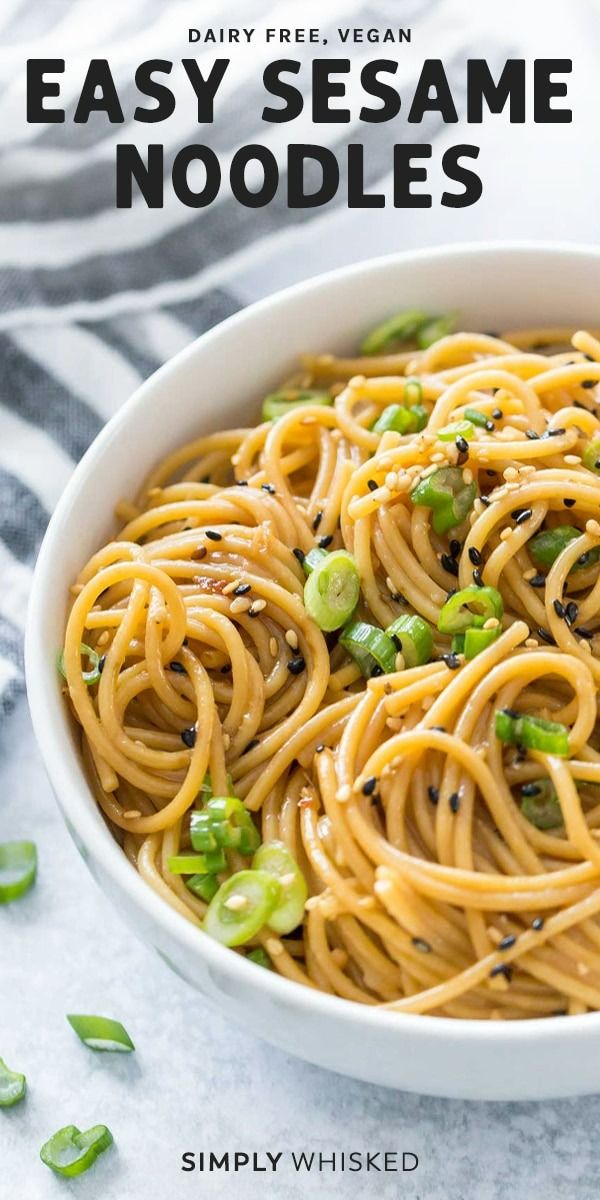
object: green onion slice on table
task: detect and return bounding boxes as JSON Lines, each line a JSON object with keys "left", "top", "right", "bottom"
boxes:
{"left": 339, "top": 620, "right": 397, "bottom": 678}
{"left": 40, "top": 1125, "right": 113, "bottom": 1178}
{"left": 304, "top": 550, "right": 360, "bottom": 631}
{"left": 495, "top": 711, "right": 570, "bottom": 757}
{"left": 262, "top": 389, "right": 332, "bottom": 422}
{"left": 190, "top": 796, "right": 260, "bottom": 856}
{"left": 252, "top": 842, "right": 308, "bottom": 934}
{"left": 529, "top": 526, "right": 600, "bottom": 572}
{"left": 67, "top": 1015, "right": 134, "bottom": 1053}
{"left": 57, "top": 642, "right": 101, "bottom": 685}
{"left": 0, "top": 1057, "right": 26, "bottom": 1107}
{"left": 386, "top": 615, "right": 433, "bottom": 668}
{"left": 411, "top": 467, "right": 477, "bottom": 535}
{"left": 437, "top": 585, "right": 503, "bottom": 634}
{"left": 520, "top": 780, "right": 563, "bottom": 829}
{"left": 203, "top": 870, "right": 281, "bottom": 947}
{"left": 360, "top": 309, "right": 428, "bottom": 355}
{"left": 0, "top": 841, "right": 37, "bottom": 904}
{"left": 372, "top": 403, "right": 428, "bottom": 436}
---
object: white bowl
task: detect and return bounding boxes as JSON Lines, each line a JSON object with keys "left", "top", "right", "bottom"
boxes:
{"left": 26, "top": 242, "right": 600, "bottom": 1101}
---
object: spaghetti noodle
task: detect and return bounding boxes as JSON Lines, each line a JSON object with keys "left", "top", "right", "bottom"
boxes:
{"left": 61, "top": 316, "right": 600, "bottom": 1019}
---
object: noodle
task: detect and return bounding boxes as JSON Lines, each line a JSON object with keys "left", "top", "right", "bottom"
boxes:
{"left": 61, "top": 320, "right": 600, "bottom": 1019}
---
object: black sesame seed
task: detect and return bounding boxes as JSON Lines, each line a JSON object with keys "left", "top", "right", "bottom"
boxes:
{"left": 237, "top": 479, "right": 249, "bottom": 486}
{"left": 315, "top": 744, "right": 325, "bottom": 753}
{"left": 391, "top": 634, "right": 403, "bottom": 652}
{"left": 501, "top": 707, "right": 520, "bottom": 719}
{"left": 468, "top": 547, "right": 482, "bottom": 566}
{"left": 531, "top": 917, "right": 545, "bottom": 931}
{"left": 490, "top": 963, "right": 513, "bottom": 981}
{"left": 362, "top": 776, "right": 377, "bottom": 796}
{"left": 430, "top": 725, "right": 447, "bottom": 732}
{"left": 485, "top": 420, "right": 495, "bottom": 432}
{"left": 370, "top": 665, "right": 384, "bottom": 678}
{"left": 442, "top": 653, "right": 461, "bottom": 671}
{"left": 521, "top": 783, "right": 542, "bottom": 797}
{"left": 169, "top": 661, "right": 186, "bottom": 674}
{"left": 575, "top": 626, "right": 593, "bottom": 640}
{"left": 492, "top": 408, "right": 502, "bottom": 420}
{"left": 548, "top": 427, "right": 566, "bottom": 437}
{"left": 563, "top": 498, "right": 576, "bottom": 508}
{"left": 97, "top": 654, "right": 106, "bottom": 675}
{"left": 528, "top": 573, "right": 546, "bottom": 589}
{"left": 584, "top": 353, "right": 596, "bottom": 361}
{"left": 516, "top": 509, "right": 533, "bottom": 525}
{"left": 553, "top": 599, "right": 566, "bottom": 619}
{"left": 565, "top": 601, "right": 578, "bottom": 625}
{"left": 412, "top": 937, "right": 432, "bottom": 954}
{"left": 391, "top": 593, "right": 407, "bottom": 604}
{"left": 499, "top": 934, "right": 516, "bottom": 951}
{"left": 485, "top": 469, "right": 496, "bottom": 477}
{"left": 446, "top": 587, "right": 457, "bottom": 599}
{"left": 525, "top": 429, "right": 540, "bottom": 440}
{"left": 455, "top": 435, "right": 469, "bottom": 454}
{"left": 449, "top": 539, "right": 461, "bottom": 559}
{"left": 220, "top": 664, "right": 231, "bottom": 674}
{"left": 287, "top": 656, "right": 306, "bottom": 675}
{"left": 261, "top": 482, "right": 276, "bottom": 494}
{"left": 472, "top": 568, "right": 483, "bottom": 587}
{"left": 536, "top": 627, "right": 556, "bottom": 645}
{"left": 293, "top": 547, "right": 305, "bottom": 565}
{"left": 449, "top": 792, "right": 460, "bottom": 813}
{"left": 242, "top": 738, "right": 260, "bottom": 755}
{"left": 427, "top": 785, "right": 439, "bottom": 806}
{"left": 205, "top": 530, "right": 222, "bottom": 541}
{"left": 312, "top": 511, "right": 323, "bottom": 531}
{"left": 318, "top": 535, "right": 333, "bottom": 549}
{"left": 456, "top": 449, "right": 469, "bottom": 467}
{"left": 441, "top": 554, "right": 459, "bottom": 577}
{"left": 233, "top": 583, "right": 251, "bottom": 596}
{"left": 367, "top": 479, "right": 378, "bottom": 492}
{"left": 181, "top": 727, "right": 197, "bottom": 748}
{"left": 553, "top": 1008, "right": 568, "bottom": 1016}
{"left": 582, "top": 379, "right": 597, "bottom": 389}
{"left": 480, "top": 495, "right": 491, "bottom": 507}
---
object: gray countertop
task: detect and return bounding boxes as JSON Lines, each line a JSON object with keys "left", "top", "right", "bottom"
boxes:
{"left": 3, "top": 700, "right": 600, "bottom": 1200}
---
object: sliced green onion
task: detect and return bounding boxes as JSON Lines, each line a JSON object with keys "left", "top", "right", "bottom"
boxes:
{"left": 304, "top": 550, "right": 360, "bottom": 632}
{"left": 167, "top": 850, "right": 227, "bottom": 875}
{"left": 416, "top": 312, "right": 457, "bottom": 349}
{"left": 67, "top": 1015, "right": 134, "bottom": 1053}
{"left": 57, "top": 642, "right": 101, "bottom": 686}
{"left": 451, "top": 633, "right": 465, "bottom": 654}
{"left": 582, "top": 437, "right": 600, "bottom": 474}
{"left": 404, "top": 377, "right": 423, "bottom": 405}
{"left": 529, "top": 525, "right": 600, "bottom": 573}
{"left": 410, "top": 467, "right": 477, "bottom": 535}
{"left": 438, "top": 586, "right": 503, "bottom": 634}
{"left": 40, "top": 1125, "right": 113, "bottom": 1178}
{"left": 0, "top": 1057, "right": 26, "bottom": 1107}
{"left": 386, "top": 615, "right": 433, "bottom": 668}
{"left": 302, "top": 547, "right": 328, "bottom": 576}
{"left": 0, "top": 841, "right": 37, "bottom": 904}
{"left": 247, "top": 947, "right": 273, "bottom": 969}
{"left": 203, "top": 869, "right": 281, "bottom": 947}
{"left": 437, "top": 420, "right": 475, "bottom": 442}
{"left": 262, "top": 389, "right": 332, "bottom": 422}
{"left": 190, "top": 797, "right": 260, "bottom": 857}
{"left": 360, "top": 309, "right": 428, "bottom": 355}
{"left": 520, "top": 781, "right": 562, "bottom": 829}
{"left": 252, "top": 841, "right": 308, "bottom": 935}
{"left": 339, "top": 620, "right": 397, "bottom": 678}
{"left": 464, "top": 407, "right": 491, "bottom": 428}
{"left": 464, "top": 625, "right": 500, "bottom": 659}
{"left": 186, "top": 873, "right": 220, "bottom": 902}
{"left": 495, "top": 710, "right": 570, "bottom": 757}
{"left": 372, "top": 403, "right": 428, "bottom": 435}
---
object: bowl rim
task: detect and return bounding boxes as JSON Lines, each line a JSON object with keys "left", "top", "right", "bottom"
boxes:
{"left": 25, "top": 238, "right": 600, "bottom": 1049}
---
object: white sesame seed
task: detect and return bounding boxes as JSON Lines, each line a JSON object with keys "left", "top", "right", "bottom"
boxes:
{"left": 500, "top": 528, "right": 512, "bottom": 542}
{"left": 230, "top": 596, "right": 252, "bottom": 614}
{"left": 280, "top": 872, "right": 296, "bottom": 887}
{"left": 269, "top": 637, "right": 278, "bottom": 657}
{"left": 483, "top": 618, "right": 499, "bottom": 630}
{"left": 285, "top": 629, "right": 299, "bottom": 650}
{"left": 395, "top": 653, "right": 405, "bottom": 672}
{"left": 224, "top": 894, "right": 249, "bottom": 912}
{"left": 586, "top": 519, "right": 600, "bottom": 538}
{"left": 385, "top": 472, "right": 399, "bottom": 490}
{"left": 123, "top": 809, "right": 141, "bottom": 819}
{"left": 249, "top": 598, "right": 267, "bottom": 614}
{"left": 336, "top": 785, "right": 352, "bottom": 804}
{"left": 463, "top": 469, "right": 474, "bottom": 485}
{"left": 222, "top": 580, "right": 239, "bottom": 595}
{"left": 523, "top": 568, "right": 537, "bottom": 581}
{"left": 525, "top": 638, "right": 539, "bottom": 648}
{"left": 503, "top": 467, "right": 518, "bottom": 481}
{"left": 564, "top": 455, "right": 581, "bottom": 466}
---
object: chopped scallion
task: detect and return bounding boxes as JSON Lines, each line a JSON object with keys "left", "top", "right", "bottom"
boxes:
{"left": 40, "top": 1125, "right": 113, "bottom": 1178}
{"left": 304, "top": 550, "right": 360, "bottom": 632}
{"left": 57, "top": 642, "right": 101, "bottom": 686}
{"left": 262, "top": 389, "right": 332, "bottom": 422}
{"left": 203, "top": 870, "right": 281, "bottom": 947}
{"left": 582, "top": 437, "right": 600, "bottom": 474}
{"left": 190, "top": 796, "right": 260, "bottom": 857}
{"left": 339, "top": 620, "right": 397, "bottom": 678}
{"left": 520, "top": 781, "right": 562, "bottom": 829}
{"left": 437, "top": 420, "right": 475, "bottom": 442}
{"left": 67, "top": 1015, "right": 134, "bottom": 1053}
{"left": 167, "top": 850, "right": 227, "bottom": 875}
{"left": 411, "top": 467, "right": 477, "bottom": 535}
{"left": 0, "top": 841, "right": 37, "bottom": 904}
{"left": 529, "top": 526, "right": 600, "bottom": 573}
{"left": 302, "top": 547, "right": 329, "bottom": 576}
{"left": 386, "top": 614, "right": 433, "bottom": 668}
{"left": 464, "top": 624, "right": 500, "bottom": 659}
{"left": 372, "top": 403, "right": 428, "bottom": 436}
{"left": 416, "top": 312, "right": 457, "bottom": 348}
{"left": 495, "top": 711, "right": 570, "bottom": 757}
{"left": 186, "top": 873, "right": 220, "bottom": 902}
{"left": 0, "top": 1057, "right": 26, "bottom": 1107}
{"left": 247, "top": 947, "right": 273, "bottom": 969}
{"left": 438, "top": 585, "right": 503, "bottom": 634}
{"left": 360, "top": 309, "right": 428, "bottom": 355}
{"left": 252, "top": 841, "right": 308, "bottom": 934}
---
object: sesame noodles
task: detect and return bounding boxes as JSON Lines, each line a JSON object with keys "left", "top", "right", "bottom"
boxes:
{"left": 62, "top": 321, "right": 600, "bottom": 1018}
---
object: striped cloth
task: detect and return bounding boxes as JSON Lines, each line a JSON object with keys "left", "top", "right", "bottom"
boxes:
{"left": 0, "top": 0, "right": 552, "bottom": 719}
